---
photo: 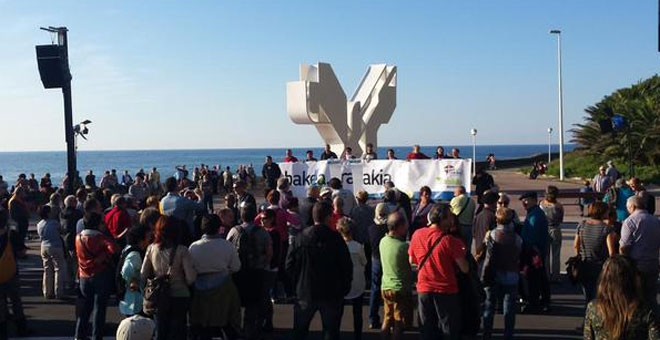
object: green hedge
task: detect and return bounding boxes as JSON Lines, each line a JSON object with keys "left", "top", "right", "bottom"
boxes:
{"left": 545, "top": 151, "right": 660, "bottom": 184}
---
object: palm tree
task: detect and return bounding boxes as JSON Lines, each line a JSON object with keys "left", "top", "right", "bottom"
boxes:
{"left": 571, "top": 75, "right": 660, "bottom": 167}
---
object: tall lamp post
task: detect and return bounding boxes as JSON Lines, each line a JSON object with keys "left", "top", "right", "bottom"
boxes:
{"left": 547, "top": 127, "right": 553, "bottom": 165}
{"left": 550, "top": 29, "right": 565, "bottom": 181}
{"left": 470, "top": 128, "right": 477, "bottom": 177}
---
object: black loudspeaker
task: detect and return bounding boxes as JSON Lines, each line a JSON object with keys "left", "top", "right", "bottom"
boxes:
{"left": 36, "top": 44, "right": 70, "bottom": 89}
{"left": 599, "top": 119, "right": 613, "bottom": 133}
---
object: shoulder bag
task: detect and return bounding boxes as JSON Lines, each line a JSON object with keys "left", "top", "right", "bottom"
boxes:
{"left": 143, "top": 246, "right": 177, "bottom": 316}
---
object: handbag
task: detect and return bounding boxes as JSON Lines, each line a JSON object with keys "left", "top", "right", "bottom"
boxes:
{"left": 143, "top": 246, "right": 177, "bottom": 316}
{"left": 480, "top": 232, "right": 496, "bottom": 287}
{"left": 565, "top": 224, "right": 585, "bottom": 285}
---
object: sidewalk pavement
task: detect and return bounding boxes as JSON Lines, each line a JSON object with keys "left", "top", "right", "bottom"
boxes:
{"left": 10, "top": 170, "right": 637, "bottom": 339}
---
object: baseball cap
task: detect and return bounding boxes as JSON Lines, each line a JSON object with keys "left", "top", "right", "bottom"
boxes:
{"left": 116, "top": 315, "right": 155, "bottom": 340}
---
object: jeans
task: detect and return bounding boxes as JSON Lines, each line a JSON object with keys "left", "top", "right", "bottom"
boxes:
{"left": 483, "top": 284, "right": 517, "bottom": 340}
{"left": 547, "top": 227, "right": 562, "bottom": 281}
{"left": 345, "top": 295, "right": 363, "bottom": 340}
{"left": 418, "top": 293, "right": 461, "bottom": 340}
{"left": 293, "top": 299, "right": 344, "bottom": 340}
{"left": 369, "top": 258, "right": 382, "bottom": 325}
{"left": 155, "top": 296, "right": 190, "bottom": 340}
{"left": 75, "top": 270, "right": 113, "bottom": 340}
{"left": 41, "top": 245, "right": 67, "bottom": 298}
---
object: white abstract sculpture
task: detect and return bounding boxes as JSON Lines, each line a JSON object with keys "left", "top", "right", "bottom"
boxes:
{"left": 287, "top": 63, "right": 397, "bottom": 156}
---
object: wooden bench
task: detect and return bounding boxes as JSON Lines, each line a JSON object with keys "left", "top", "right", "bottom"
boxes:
{"left": 554, "top": 191, "right": 604, "bottom": 206}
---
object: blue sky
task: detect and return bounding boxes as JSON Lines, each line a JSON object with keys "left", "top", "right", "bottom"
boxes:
{"left": 0, "top": 1, "right": 658, "bottom": 151}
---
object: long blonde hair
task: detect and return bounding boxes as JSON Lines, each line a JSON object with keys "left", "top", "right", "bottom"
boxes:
{"left": 595, "top": 255, "right": 643, "bottom": 339}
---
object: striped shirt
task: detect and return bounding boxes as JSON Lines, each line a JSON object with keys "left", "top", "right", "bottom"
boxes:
{"left": 577, "top": 221, "right": 610, "bottom": 262}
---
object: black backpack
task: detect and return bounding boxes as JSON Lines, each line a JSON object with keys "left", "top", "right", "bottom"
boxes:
{"left": 115, "top": 245, "right": 140, "bottom": 301}
{"left": 233, "top": 225, "right": 258, "bottom": 270}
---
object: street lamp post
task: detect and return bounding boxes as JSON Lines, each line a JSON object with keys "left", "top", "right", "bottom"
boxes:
{"left": 550, "top": 29, "right": 565, "bottom": 181}
{"left": 547, "top": 127, "right": 553, "bottom": 165}
{"left": 470, "top": 128, "right": 477, "bottom": 177}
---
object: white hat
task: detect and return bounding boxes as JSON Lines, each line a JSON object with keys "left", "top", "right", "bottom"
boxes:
{"left": 116, "top": 315, "right": 155, "bottom": 340}
{"left": 320, "top": 187, "right": 333, "bottom": 197}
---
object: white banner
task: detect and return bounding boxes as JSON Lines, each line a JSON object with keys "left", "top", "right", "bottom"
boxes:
{"left": 281, "top": 159, "right": 472, "bottom": 201}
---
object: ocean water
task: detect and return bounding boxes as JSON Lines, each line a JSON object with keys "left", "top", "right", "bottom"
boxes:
{"left": 0, "top": 144, "right": 574, "bottom": 185}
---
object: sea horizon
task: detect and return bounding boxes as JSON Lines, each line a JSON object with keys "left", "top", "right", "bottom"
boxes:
{"left": 0, "top": 144, "right": 575, "bottom": 186}
{"left": 0, "top": 143, "right": 577, "bottom": 154}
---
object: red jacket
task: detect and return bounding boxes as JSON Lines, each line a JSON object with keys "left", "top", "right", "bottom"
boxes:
{"left": 76, "top": 229, "right": 119, "bottom": 279}
{"left": 406, "top": 152, "right": 430, "bottom": 160}
{"left": 104, "top": 206, "right": 131, "bottom": 239}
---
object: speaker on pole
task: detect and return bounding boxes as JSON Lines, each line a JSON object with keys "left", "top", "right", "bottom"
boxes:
{"left": 36, "top": 44, "right": 71, "bottom": 89}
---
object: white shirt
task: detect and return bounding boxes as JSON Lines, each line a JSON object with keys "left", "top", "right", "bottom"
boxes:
{"left": 188, "top": 235, "right": 241, "bottom": 275}
{"left": 344, "top": 240, "right": 367, "bottom": 299}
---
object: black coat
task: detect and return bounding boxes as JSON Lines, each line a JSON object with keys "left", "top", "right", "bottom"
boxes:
{"left": 286, "top": 224, "right": 352, "bottom": 304}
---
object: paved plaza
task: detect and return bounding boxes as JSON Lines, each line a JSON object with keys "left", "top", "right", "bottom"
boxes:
{"left": 7, "top": 170, "right": 659, "bottom": 339}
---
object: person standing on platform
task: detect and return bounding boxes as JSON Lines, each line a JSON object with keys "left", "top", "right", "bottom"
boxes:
{"left": 406, "top": 145, "right": 429, "bottom": 160}
{"left": 320, "top": 144, "right": 338, "bottom": 160}
{"left": 284, "top": 149, "right": 299, "bottom": 163}
{"left": 261, "top": 156, "right": 282, "bottom": 192}
{"left": 361, "top": 143, "right": 378, "bottom": 161}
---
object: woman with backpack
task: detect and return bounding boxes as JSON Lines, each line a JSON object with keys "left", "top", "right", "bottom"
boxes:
{"left": 118, "top": 225, "right": 151, "bottom": 317}
{"left": 141, "top": 216, "right": 196, "bottom": 340}
{"left": 480, "top": 208, "right": 522, "bottom": 340}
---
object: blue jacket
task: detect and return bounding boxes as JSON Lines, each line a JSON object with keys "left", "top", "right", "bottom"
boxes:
{"left": 521, "top": 205, "right": 549, "bottom": 255}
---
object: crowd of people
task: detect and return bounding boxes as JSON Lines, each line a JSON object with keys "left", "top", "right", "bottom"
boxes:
{"left": 0, "top": 147, "right": 658, "bottom": 340}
